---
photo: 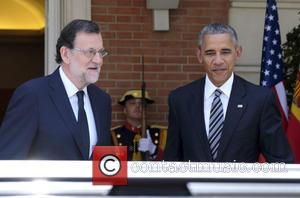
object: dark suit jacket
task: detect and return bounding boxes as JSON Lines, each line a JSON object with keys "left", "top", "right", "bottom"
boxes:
{"left": 0, "top": 68, "right": 112, "bottom": 160}
{"left": 164, "top": 75, "right": 293, "bottom": 163}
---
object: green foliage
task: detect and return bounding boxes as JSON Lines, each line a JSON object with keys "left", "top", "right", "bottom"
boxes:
{"left": 282, "top": 24, "right": 300, "bottom": 107}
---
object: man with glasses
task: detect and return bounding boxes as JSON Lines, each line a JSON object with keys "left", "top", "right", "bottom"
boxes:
{"left": 0, "top": 19, "right": 111, "bottom": 160}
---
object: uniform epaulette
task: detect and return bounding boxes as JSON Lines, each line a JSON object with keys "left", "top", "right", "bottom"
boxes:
{"left": 110, "top": 125, "right": 122, "bottom": 131}
{"left": 150, "top": 124, "right": 167, "bottom": 129}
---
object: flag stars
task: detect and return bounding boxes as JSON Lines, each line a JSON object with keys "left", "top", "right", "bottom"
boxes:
{"left": 264, "top": 70, "right": 270, "bottom": 76}
{"left": 264, "top": 36, "right": 268, "bottom": 42}
{"left": 261, "top": 1, "right": 283, "bottom": 88}
{"left": 268, "top": 15, "right": 274, "bottom": 21}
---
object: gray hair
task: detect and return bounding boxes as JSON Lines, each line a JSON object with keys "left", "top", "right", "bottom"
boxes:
{"left": 198, "top": 23, "right": 239, "bottom": 47}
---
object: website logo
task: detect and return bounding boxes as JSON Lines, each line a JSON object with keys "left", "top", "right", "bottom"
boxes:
{"left": 93, "top": 146, "right": 127, "bottom": 185}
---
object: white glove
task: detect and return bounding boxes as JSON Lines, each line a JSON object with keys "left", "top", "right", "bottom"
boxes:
{"left": 138, "top": 129, "right": 157, "bottom": 154}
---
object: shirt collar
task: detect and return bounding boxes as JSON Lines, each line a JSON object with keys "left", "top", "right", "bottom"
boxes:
{"left": 124, "top": 122, "right": 141, "bottom": 133}
{"left": 204, "top": 73, "right": 234, "bottom": 99}
{"left": 59, "top": 66, "right": 87, "bottom": 98}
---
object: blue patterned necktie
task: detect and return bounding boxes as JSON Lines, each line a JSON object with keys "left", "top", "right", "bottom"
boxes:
{"left": 77, "top": 91, "right": 90, "bottom": 159}
{"left": 208, "top": 89, "right": 224, "bottom": 160}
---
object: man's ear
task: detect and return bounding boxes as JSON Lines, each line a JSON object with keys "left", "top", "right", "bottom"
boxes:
{"left": 196, "top": 47, "right": 203, "bottom": 64}
{"left": 60, "top": 46, "right": 71, "bottom": 64}
{"left": 236, "top": 46, "right": 243, "bottom": 59}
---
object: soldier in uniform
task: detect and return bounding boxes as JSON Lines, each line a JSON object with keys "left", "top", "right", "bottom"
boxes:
{"left": 111, "top": 90, "right": 167, "bottom": 161}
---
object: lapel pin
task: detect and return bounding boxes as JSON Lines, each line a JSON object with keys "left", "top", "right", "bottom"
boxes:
{"left": 237, "top": 104, "right": 243, "bottom": 108}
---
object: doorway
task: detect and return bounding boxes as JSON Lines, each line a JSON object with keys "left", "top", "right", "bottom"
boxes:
{"left": 0, "top": 0, "right": 45, "bottom": 124}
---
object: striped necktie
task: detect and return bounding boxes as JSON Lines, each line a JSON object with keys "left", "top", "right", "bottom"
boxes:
{"left": 208, "top": 89, "right": 224, "bottom": 160}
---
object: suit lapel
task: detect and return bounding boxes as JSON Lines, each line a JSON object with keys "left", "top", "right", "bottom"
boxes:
{"left": 216, "top": 75, "right": 247, "bottom": 161}
{"left": 87, "top": 86, "right": 101, "bottom": 144}
{"left": 88, "top": 85, "right": 111, "bottom": 146}
{"left": 48, "top": 68, "right": 86, "bottom": 159}
{"left": 192, "top": 78, "right": 213, "bottom": 161}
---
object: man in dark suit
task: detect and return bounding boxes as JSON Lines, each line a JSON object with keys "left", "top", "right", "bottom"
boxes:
{"left": 164, "top": 23, "right": 293, "bottom": 163}
{"left": 0, "top": 19, "right": 111, "bottom": 160}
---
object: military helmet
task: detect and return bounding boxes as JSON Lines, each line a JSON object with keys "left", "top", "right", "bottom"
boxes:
{"left": 118, "top": 89, "right": 154, "bottom": 105}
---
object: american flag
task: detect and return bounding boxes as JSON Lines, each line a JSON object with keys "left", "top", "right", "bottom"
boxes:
{"left": 260, "top": 0, "right": 288, "bottom": 127}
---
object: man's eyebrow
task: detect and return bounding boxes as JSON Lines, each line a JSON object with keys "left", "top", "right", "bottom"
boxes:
{"left": 204, "top": 49, "right": 215, "bottom": 54}
{"left": 221, "top": 48, "right": 232, "bottom": 52}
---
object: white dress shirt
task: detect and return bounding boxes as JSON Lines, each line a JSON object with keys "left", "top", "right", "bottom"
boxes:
{"left": 204, "top": 73, "right": 234, "bottom": 136}
{"left": 59, "top": 67, "right": 97, "bottom": 157}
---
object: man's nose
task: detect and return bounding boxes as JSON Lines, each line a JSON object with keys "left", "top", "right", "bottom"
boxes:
{"left": 213, "top": 54, "right": 224, "bottom": 65}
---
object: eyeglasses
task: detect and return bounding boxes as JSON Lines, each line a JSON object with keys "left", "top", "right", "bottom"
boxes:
{"left": 72, "top": 48, "right": 109, "bottom": 59}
